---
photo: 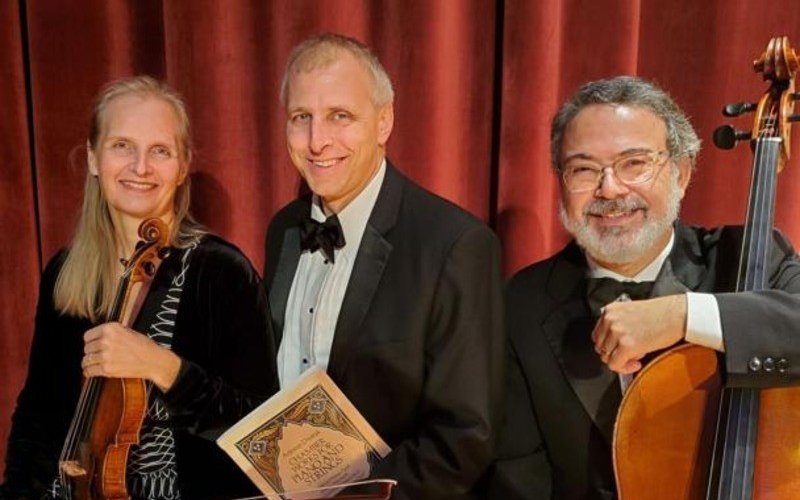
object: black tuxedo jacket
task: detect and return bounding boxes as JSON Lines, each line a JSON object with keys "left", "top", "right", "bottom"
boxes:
{"left": 487, "top": 223, "right": 800, "bottom": 500}
{"left": 264, "top": 162, "right": 504, "bottom": 499}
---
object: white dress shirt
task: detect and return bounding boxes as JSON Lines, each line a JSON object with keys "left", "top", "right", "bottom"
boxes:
{"left": 277, "top": 160, "right": 387, "bottom": 388}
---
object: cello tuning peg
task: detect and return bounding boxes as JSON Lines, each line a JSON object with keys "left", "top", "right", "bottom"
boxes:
{"left": 713, "top": 125, "right": 751, "bottom": 150}
{"left": 790, "top": 93, "right": 800, "bottom": 101}
{"left": 722, "top": 102, "right": 757, "bottom": 117}
{"left": 158, "top": 247, "right": 172, "bottom": 259}
{"left": 787, "top": 114, "right": 800, "bottom": 122}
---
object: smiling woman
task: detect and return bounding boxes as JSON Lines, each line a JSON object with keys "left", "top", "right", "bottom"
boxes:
{"left": 1, "top": 76, "right": 278, "bottom": 500}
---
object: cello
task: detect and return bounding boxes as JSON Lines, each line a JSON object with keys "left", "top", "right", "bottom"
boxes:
{"left": 56, "top": 218, "right": 169, "bottom": 499}
{"left": 614, "top": 36, "right": 800, "bottom": 499}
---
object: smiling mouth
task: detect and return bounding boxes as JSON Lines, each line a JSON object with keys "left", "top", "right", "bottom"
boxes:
{"left": 597, "top": 210, "right": 637, "bottom": 218}
{"left": 309, "top": 157, "right": 345, "bottom": 168}
{"left": 588, "top": 208, "right": 645, "bottom": 224}
{"left": 120, "top": 180, "right": 158, "bottom": 191}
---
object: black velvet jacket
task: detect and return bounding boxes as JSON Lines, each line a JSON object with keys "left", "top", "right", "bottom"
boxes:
{"left": 1, "top": 236, "right": 278, "bottom": 500}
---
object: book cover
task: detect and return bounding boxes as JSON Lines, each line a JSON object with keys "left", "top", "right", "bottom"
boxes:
{"left": 217, "top": 367, "right": 391, "bottom": 498}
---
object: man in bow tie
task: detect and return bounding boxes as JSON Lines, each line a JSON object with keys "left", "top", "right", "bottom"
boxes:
{"left": 487, "top": 76, "right": 800, "bottom": 499}
{"left": 263, "top": 34, "right": 503, "bottom": 499}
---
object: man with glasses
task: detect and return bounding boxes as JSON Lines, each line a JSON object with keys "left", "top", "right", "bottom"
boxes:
{"left": 486, "top": 76, "right": 800, "bottom": 499}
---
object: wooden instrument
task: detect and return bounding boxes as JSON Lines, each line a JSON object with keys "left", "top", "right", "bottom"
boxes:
{"left": 56, "top": 218, "right": 169, "bottom": 500}
{"left": 613, "top": 36, "right": 800, "bottom": 499}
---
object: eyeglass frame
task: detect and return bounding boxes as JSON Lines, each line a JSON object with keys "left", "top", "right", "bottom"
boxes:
{"left": 559, "top": 149, "right": 671, "bottom": 193}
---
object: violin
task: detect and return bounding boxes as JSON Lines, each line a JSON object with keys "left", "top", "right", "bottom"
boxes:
{"left": 56, "top": 218, "right": 169, "bottom": 499}
{"left": 613, "top": 36, "right": 800, "bottom": 499}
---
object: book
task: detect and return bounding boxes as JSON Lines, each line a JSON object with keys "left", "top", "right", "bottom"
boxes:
{"left": 217, "top": 367, "right": 392, "bottom": 499}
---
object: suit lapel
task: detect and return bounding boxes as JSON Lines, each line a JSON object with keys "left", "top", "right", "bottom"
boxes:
{"left": 269, "top": 225, "right": 303, "bottom": 342}
{"left": 326, "top": 163, "right": 403, "bottom": 381}
{"left": 541, "top": 243, "right": 620, "bottom": 444}
{"left": 663, "top": 222, "right": 707, "bottom": 293}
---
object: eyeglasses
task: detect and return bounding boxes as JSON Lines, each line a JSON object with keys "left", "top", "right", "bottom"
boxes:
{"left": 560, "top": 150, "right": 670, "bottom": 193}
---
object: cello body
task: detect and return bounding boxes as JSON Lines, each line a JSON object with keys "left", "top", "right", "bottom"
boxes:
{"left": 614, "top": 345, "right": 720, "bottom": 499}
{"left": 614, "top": 36, "right": 800, "bottom": 499}
{"left": 615, "top": 347, "right": 800, "bottom": 498}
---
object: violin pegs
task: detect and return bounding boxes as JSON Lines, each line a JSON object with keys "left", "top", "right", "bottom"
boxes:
{"left": 713, "top": 125, "right": 751, "bottom": 150}
{"left": 142, "top": 261, "right": 156, "bottom": 277}
{"left": 723, "top": 102, "right": 757, "bottom": 117}
{"left": 157, "top": 247, "right": 172, "bottom": 259}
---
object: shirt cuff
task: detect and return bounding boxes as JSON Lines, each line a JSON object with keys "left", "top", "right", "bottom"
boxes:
{"left": 685, "top": 292, "right": 725, "bottom": 352}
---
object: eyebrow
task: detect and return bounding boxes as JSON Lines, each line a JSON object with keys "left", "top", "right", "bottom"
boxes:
{"left": 103, "top": 136, "right": 176, "bottom": 148}
{"left": 562, "top": 147, "right": 657, "bottom": 164}
{"left": 287, "top": 104, "right": 354, "bottom": 114}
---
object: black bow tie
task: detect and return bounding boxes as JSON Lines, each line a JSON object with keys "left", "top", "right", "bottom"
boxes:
{"left": 586, "top": 277, "right": 654, "bottom": 315}
{"left": 299, "top": 215, "right": 346, "bottom": 263}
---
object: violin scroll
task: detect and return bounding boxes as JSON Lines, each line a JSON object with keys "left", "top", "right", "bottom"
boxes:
{"left": 126, "top": 218, "right": 170, "bottom": 285}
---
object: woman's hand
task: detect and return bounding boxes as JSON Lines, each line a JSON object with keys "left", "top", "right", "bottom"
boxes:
{"left": 82, "top": 322, "right": 181, "bottom": 392}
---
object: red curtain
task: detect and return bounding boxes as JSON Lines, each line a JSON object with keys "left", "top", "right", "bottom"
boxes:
{"left": 2, "top": 0, "right": 800, "bottom": 467}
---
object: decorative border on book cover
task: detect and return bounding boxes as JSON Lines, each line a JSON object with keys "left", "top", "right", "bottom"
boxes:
{"left": 234, "top": 384, "right": 384, "bottom": 492}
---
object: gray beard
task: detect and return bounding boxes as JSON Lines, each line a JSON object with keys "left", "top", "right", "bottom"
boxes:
{"left": 559, "top": 167, "right": 682, "bottom": 265}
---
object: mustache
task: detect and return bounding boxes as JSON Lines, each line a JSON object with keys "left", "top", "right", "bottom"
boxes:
{"left": 584, "top": 196, "right": 648, "bottom": 216}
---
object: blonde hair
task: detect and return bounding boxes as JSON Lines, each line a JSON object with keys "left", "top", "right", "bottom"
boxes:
{"left": 280, "top": 33, "right": 394, "bottom": 107}
{"left": 54, "top": 75, "right": 206, "bottom": 321}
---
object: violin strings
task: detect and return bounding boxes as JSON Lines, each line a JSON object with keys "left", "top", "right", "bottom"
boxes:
{"left": 55, "top": 238, "right": 156, "bottom": 498}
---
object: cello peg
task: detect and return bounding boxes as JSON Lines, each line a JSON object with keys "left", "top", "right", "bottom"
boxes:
{"left": 723, "top": 102, "right": 757, "bottom": 117}
{"left": 713, "top": 125, "right": 751, "bottom": 150}
{"left": 787, "top": 114, "right": 800, "bottom": 122}
{"left": 790, "top": 93, "right": 800, "bottom": 101}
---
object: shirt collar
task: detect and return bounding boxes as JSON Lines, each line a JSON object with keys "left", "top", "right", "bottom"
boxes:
{"left": 586, "top": 229, "right": 674, "bottom": 282}
{"left": 310, "top": 158, "right": 386, "bottom": 255}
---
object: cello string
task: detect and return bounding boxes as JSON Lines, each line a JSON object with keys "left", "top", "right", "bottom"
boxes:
{"left": 752, "top": 108, "right": 779, "bottom": 292}
{"left": 720, "top": 99, "right": 784, "bottom": 496}
{"left": 719, "top": 119, "right": 778, "bottom": 495}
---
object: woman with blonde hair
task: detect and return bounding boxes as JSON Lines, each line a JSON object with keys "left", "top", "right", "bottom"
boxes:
{"left": 1, "top": 76, "right": 277, "bottom": 499}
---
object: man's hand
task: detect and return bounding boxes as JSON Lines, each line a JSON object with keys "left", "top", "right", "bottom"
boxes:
{"left": 591, "top": 295, "right": 687, "bottom": 374}
{"left": 82, "top": 322, "right": 181, "bottom": 392}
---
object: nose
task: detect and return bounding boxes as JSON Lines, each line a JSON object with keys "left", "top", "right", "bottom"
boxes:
{"left": 308, "top": 118, "right": 332, "bottom": 154}
{"left": 130, "top": 150, "right": 151, "bottom": 176}
{"left": 595, "top": 167, "right": 630, "bottom": 199}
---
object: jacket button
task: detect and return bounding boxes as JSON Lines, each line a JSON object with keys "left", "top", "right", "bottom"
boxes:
{"left": 763, "top": 357, "right": 775, "bottom": 373}
{"left": 777, "top": 358, "right": 789, "bottom": 374}
{"left": 748, "top": 357, "right": 762, "bottom": 372}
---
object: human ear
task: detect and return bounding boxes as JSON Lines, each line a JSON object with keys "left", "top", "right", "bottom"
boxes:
{"left": 676, "top": 157, "right": 693, "bottom": 195}
{"left": 87, "top": 141, "right": 99, "bottom": 176}
{"left": 377, "top": 103, "right": 394, "bottom": 145}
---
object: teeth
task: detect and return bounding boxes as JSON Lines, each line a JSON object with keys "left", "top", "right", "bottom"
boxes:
{"left": 312, "top": 159, "right": 339, "bottom": 167}
{"left": 121, "top": 180, "right": 156, "bottom": 190}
